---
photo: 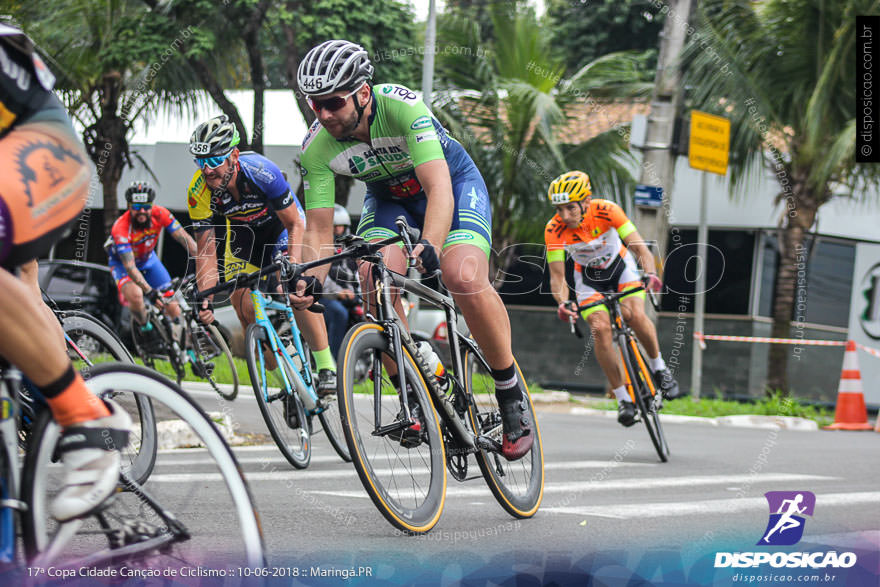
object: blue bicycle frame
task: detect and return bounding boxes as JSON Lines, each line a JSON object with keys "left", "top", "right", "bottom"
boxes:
{"left": 249, "top": 288, "right": 321, "bottom": 413}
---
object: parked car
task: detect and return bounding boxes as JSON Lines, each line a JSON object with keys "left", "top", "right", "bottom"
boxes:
{"left": 38, "top": 260, "right": 241, "bottom": 352}
{"left": 38, "top": 259, "right": 132, "bottom": 344}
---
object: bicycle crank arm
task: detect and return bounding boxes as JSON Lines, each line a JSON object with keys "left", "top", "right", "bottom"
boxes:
{"left": 373, "top": 420, "right": 413, "bottom": 437}
{"left": 475, "top": 434, "right": 501, "bottom": 453}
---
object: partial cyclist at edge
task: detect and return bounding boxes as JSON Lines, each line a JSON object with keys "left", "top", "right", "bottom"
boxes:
{"left": 0, "top": 23, "right": 130, "bottom": 522}
{"left": 545, "top": 171, "right": 684, "bottom": 426}
{"left": 104, "top": 181, "right": 198, "bottom": 338}
{"left": 292, "top": 39, "right": 533, "bottom": 460}
{"left": 186, "top": 115, "right": 338, "bottom": 394}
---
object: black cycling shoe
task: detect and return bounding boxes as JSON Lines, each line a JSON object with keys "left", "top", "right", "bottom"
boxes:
{"left": 497, "top": 389, "right": 533, "bottom": 461}
{"left": 653, "top": 367, "right": 683, "bottom": 400}
{"left": 282, "top": 394, "right": 300, "bottom": 429}
{"left": 317, "top": 369, "right": 337, "bottom": 398}
{"left": 617, "top": 401, "right": 637, "bottom": 427}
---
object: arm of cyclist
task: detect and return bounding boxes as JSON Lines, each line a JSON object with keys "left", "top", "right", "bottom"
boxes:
{"left": 120, "top": 250, "right": 159, "bottom": 303}
{"left": 290, "top": 205, "right": 334, "bottom": 309}
{"left": 549, "top": 260, "right": 578, "bottom": 321}
{"left": 276, "top": 203, "right": 306, "bottom": 263}
{"left": 408, "top": 159, "right": 454, "bottom": 273}
{"left": 169, "top": 224, "right": 198, "bottom": 258}
{"left": 622, "top": 230, "right": 662, "bottom": 292}
{"left": 193, "top": 228, "right": 219, "bottom": 323}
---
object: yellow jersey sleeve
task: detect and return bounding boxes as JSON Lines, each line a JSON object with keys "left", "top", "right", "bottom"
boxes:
{"left": 186, "top": 170, "right": 213, "bottom": 230}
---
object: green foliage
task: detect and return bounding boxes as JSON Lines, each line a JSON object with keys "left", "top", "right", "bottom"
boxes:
{"left": 590, "top": 392, "right": 835, "bottom": 425}
{"left": 262, "top": 0, "right": 419, "bottom": 90}
{"left": 434, "top": 3, "right": 647, "bottom": 253}
{"left": 545, "top": 0, "right": 663, "bottom": 76}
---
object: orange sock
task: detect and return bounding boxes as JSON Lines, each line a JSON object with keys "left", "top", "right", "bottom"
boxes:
{"left": 45, "top": 368, "right": 111, "bottom": 427}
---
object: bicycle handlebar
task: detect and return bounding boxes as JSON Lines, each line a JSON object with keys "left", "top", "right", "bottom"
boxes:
{"left": 577, "top": 284, "right": 647, "bottom": 314}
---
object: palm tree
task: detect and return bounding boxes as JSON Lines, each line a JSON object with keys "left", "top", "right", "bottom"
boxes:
{"left": 434, "top": 4, "right": 651, "bottom": 279}
{"left": 682, "top": 0, "right": 880, "bottom": 393}
{"left": 11, "top": 0, "right": 201, "bottom": 236}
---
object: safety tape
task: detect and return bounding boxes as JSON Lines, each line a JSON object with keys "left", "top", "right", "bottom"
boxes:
{"left": 692, "top": 332, "right": 880, "bottom": 359}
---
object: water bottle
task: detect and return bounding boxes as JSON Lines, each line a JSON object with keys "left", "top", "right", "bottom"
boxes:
{"left": 417, "top": 341, "right": 450, "bottom": 394}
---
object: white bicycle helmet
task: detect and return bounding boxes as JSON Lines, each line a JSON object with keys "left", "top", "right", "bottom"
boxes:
{"left": 297, "top": 39, "right": 374, "bottom": 97}
{"left": 333, "top": 204, "right": 351, "bottom": 227}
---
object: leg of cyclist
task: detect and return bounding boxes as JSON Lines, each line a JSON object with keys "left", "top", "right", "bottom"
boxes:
{"left": 0, "top": 115, "right": 131, "bottom": 522}
{"left": 583, "top": 302, "right": 636, "bottom": 427}
{"left": 619, "top": 280, "right": 682, "bottom": 399}
{"left": 19, "top": 259, "right": 65, "bottom": 353}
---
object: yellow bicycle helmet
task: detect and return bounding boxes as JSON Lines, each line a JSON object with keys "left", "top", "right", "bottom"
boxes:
{"left": 547, "top": 171, "right": 592, "bottom": 205}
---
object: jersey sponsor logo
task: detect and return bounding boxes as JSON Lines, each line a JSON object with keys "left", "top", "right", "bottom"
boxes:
{"left": 360, "top": 170, "right": 383, "bottom": 181}
{"left": 302, "top": 119, "right": 321, "bottom": 151}
{"left": 281, "top": 193, "right": 293, "bottom": 207}
{"left": 303, "top": 180, "right": 310, "bottom": 190}
{"left": 300, "top": 167, "right": 308, "bottom": 176}
{"left": 188, "top": 196, "right": 198, "bottom": 208}
{"left": 243, "top": 160, "right": 276, "bottom": 183}
{"left": 0, "top": 45, "right": 30, "bottom": 91}
{"left": 347, "top": 145, "right": 408, "bottom": 174}
{"left": 415, "top": 132, "right": 438, "bottom": 143}
{"left": 410, "top": 115, "right": 432, "bottom": 130}
{"left": 381, "top": 84, "right": 418, "bottom": 104}
{"left": 388, "top": 177, "right": 423, "bottom": 199}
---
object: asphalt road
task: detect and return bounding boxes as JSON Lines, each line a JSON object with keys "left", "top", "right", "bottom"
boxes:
{"left": 165, "top": 385, "right": 880, "bottom": 580}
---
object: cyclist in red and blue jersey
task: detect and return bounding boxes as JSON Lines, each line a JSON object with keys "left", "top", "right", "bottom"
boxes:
{"left": 106, "top": 181, "right": 197, "bottom": 330}
{"left": 291, "top": 40, "right": 534, "bottom": 461}
{"left": 186, "top": 115, "right": 337, "bottom": 394}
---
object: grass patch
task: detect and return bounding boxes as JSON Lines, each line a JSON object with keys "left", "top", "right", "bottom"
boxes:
{"left": 589, "top": 391, "right": 835, "bottom": 426}
{"left": 134, "top": 356, "right": 248, "bottom": 386}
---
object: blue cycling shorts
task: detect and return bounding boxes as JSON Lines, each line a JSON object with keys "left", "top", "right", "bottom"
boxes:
{"left": 108, "top": 251, "right": 172, "bottom": 291}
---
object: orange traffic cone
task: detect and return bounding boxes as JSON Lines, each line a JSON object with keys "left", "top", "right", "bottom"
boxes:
{"left": 824, "top": 341, "right": 873, "bottom": 430}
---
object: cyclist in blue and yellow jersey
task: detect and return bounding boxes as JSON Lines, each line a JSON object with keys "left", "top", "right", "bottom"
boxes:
{"left": 186, "top": 115, "right": 337, "bottom": 394}
{"left": 544, "top": 171, "right": 683, "bottom": 426}
{"left": 0, "top": 23, "right": 130, "bottom": 522}
{"left": 290, "top": 39, "right": 533, "bottom": 461}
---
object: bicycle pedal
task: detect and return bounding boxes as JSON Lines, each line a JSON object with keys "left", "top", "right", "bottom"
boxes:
{"left": 475, "top": 435, "right": 501, "bottom": 453}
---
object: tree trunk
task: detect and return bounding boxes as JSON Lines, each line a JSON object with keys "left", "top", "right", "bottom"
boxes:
{"left": 243, "top": 0, "right": 271, "bottom": 153}
{"left": 244, "top": 33, "right": 265, "bottom": 153}
{"left": 189, "top": 57, "right": 250, "bottom": 149}
{"left": 281, "top": 2, "right": 316, "bottom": 127}
{"left": 767, "top": 167, "right": 819, "bottom": 395}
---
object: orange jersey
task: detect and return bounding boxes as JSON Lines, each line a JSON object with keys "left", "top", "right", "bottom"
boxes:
{"left": 544, "top": 199, "right": 636, "bottom": 270}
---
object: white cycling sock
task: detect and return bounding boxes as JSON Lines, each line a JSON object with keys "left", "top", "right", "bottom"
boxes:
{"left": 649, "top": 355, "right": 666, "bottom": 372}
{"left": 612, "top": 385, "right": 629, "bottom": 403}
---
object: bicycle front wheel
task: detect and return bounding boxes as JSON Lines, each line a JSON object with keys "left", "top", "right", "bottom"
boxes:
{"left": 465, "top": 350, "right": 544, "bottom": 518}
{"left": 62, "top": 312, "right": 156, "bottom": 486}
{"left": 21, "top": 363, "right": 265, "bottom": 569}
{"left": 338, "top": 323, "right": 446, "bottom": 534}
{"left": 245, "top": 323, "right": 311, "bottom": 468}
{"left": 622, "top": 339, "right": 669, "bottom": 462}
{"left": 191, "top": 323, "right": 239, "bottom": 401}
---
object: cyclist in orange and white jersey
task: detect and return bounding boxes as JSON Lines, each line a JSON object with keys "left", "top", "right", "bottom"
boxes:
{"left": 544, "top": 171, "right": 683, "bottom": 426}
{"left": 0, "top": 24, "right": 130, "bottom": 522}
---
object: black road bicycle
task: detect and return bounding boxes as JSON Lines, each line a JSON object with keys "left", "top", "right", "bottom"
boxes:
{"left": 310, "top": 218, "right": 545, "bottom": 534}
{"left": 574, "top": 286, "right": 670, "bottom": 462}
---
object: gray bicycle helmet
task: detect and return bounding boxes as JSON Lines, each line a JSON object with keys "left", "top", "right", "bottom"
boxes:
{"left": 297, "top": 40, "right": 374, "bottom": 97}
{"left": 189, "top": 114, "right": 240, "bottom": 157}
{"left": 333, "top": 204, "right": 351, "bottom": 227}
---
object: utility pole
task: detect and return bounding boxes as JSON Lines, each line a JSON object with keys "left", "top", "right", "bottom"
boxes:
{"left": 421, "top": 0, "right": 437, "bottom": 106}
{"left": 633, "top": 0, "right": 696, "bottom": 260}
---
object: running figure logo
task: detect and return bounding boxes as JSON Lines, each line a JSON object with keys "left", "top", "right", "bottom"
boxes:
{"left": 759, "top": 491, "right": 816, "bottom": 546}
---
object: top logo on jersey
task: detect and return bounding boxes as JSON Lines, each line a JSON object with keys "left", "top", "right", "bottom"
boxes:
{"left": 382, "top": 85, "right": 418, "bottom": 104}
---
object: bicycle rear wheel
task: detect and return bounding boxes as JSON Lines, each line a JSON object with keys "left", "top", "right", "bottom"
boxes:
{"left": 191, "top": 322, "right": 239, "bottom": 401}
{"left": 244, "top": 323, "right": 311, "bottom": 469}
{"left": 62, "top": 312, "right": 156, "bottom": 485}
{"left": 621, "top": 339, "right": 669, "bottom": 462}
{"left": 21, "top": 364, "right": 265, "bottom": 569}
{"left": 465, "top": 349, "right": 544, "bottom": 518}
{"left": 338, "top": 323, "right": 446, "bottom": 534}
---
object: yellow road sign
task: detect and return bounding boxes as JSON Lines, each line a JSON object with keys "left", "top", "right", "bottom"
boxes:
{"left": 689, "top": 110, "right": 730, "bottom": 175}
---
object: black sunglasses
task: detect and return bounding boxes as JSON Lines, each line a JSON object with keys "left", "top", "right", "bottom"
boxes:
{"left": 307, "top": 88, "right": 359, "bottom": 113}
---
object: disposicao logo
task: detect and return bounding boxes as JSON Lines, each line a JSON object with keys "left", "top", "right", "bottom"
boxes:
{"left": 714, "top": 491, "right": 858, "bottom": 570}
{"left": 760, "top": 491, "right": 815, "bottom": 546}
